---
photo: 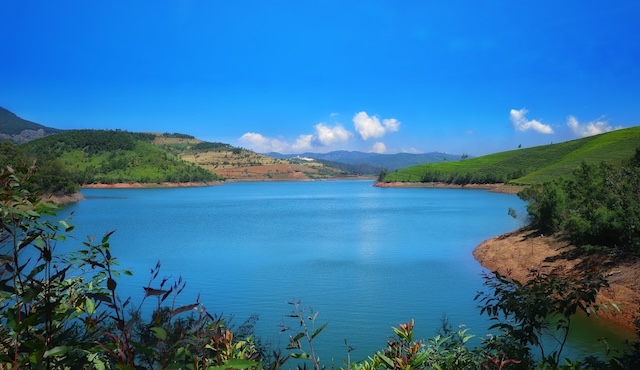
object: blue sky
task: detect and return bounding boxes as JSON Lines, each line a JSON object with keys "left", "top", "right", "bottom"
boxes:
{"left": 1, "top": 1, "right": 639, "bottom": 155}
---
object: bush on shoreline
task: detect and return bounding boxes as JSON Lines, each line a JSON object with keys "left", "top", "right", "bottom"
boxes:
{"left": 519, "top": 148, "right": 640, "bottom": 256}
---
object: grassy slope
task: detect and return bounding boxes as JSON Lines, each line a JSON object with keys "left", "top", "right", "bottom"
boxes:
{"left": 384, "top": 126, "right": 640, "bottom": 185}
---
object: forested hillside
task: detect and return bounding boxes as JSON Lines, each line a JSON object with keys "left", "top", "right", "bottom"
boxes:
{"left": 19, "top": 130, "right": 221, "bottom": 186}
{"left": 0, "top": 141, "right": 77, "bottom": 194}
{"left": 382, "top": 126, "right": 640, "bottom": 185}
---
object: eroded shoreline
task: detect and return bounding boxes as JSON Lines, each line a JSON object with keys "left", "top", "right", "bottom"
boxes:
{"left": 474, "top": 228, "right": 640, "bottom": 333}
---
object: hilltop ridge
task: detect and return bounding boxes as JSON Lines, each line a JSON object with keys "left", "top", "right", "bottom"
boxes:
{"left": 0, "top": 106, "right": 61, "bottom": 144}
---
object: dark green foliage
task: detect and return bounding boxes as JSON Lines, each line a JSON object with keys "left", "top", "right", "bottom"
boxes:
{"left": 24, "top": 129, "right": 155, "bottom": 156}
{"left": 0, "top": 166, "right": 93, "bottom": 367}
{"left": 518, "top": 181, "right": 567, "bottom": 234}
{"left": 476, "top": 269, "right": 611, "bottom": 368}
{"left": 378, "top": 169, "right": 388, "bottom": 182}
{"left": 519, "top": 151, "right": 640, "bottom": 255}
{"left": 162, "top": 132, "right": 195, "bottom": 139}
{"left": 192, "top": 141, "right": 235, "bottom": 151}
{"left": 0, "top": 141, "right": 77, "bottom": 194}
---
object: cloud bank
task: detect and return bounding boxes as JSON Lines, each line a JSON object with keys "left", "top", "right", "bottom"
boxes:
{"left": 510, "top": 108, "right": 554, "bottom": 134}
{"left": 567, "top": 116, "right": 621, "bottom": 137}
{"left": 239, "top": 123, "right": 351, "bottom": 153}
{"left": 238, "top": 111, "right": 400, "bottom": 153}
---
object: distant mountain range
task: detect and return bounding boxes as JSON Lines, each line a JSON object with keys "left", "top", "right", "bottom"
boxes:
{"left": 266, "top": 151, "right": 465, "bottom": 172}
{"left": 0, "top": 107, "right": 61, "bottom": 144}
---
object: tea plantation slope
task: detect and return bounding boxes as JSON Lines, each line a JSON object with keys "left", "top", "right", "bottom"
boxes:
{"left": 516, "top": 127, "right": 640, "bottom": 184}
{"left": 383, "top": 126, "right": 640, "bottom": 185}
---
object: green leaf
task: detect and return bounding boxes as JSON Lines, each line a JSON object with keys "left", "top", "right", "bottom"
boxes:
{"left": 59, "top": 220, "right": 74, "bottom": 232}
{"left": 411, "top": 352, "right": 429, "bottom": 366}
{"left": 377, "top": 353, "right": 394, "bottom": 367}
{"left": 102, "top": 230, "right": 116, "bottom": 244}
{"left": 44, "top": 345, "right": 71, "bottom": 358}
{"left": 87, "top": 352, "right": 106, "bottom": 370}
{"left": 85, "top": 297, "right": 96, "bottom": 314}
{"left": 311, "top": 322, "right": 328, "bottom": 339}
{"left": 291, "top": 353, "right": 311, "bottom": 359}
{"left": 150, "top": 326, "right": 167, "bottom": 340}
{"left": 291, "top": 332, "right": 305, "bottom": 342}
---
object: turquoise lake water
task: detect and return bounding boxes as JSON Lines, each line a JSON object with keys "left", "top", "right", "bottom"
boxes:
{"left": 55, "top": 180, "right": 632, "bottom": 363}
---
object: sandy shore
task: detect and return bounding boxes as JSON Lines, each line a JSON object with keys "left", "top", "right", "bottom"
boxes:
{"left": 43, "top": 181, "right": 222, "bottom": 205}
{"left": 374, "top": 181, "right": 525, "bottom": 194}
{"left": 81, "top": 181, "right": 223, "bottom": 189}
{"left": 474, "top": 228, "right": 640, "bottom": 332}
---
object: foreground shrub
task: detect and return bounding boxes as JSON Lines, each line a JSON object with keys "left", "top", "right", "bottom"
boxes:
{"left": 0, "top": 166, "right": 263, "bottom": 369}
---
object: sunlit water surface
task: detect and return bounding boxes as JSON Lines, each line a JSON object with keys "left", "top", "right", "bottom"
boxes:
{"left": 55, "top": 180, "right": 632, "bottom": 363}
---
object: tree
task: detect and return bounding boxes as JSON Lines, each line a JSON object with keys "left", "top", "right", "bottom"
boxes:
{"left": 519, "top": 151, "right": 640, "bottom": 256}
{"left": 378, "top": 168, "right": 388, "bottom": 182}
{"left": 475, "top": 268, "right": 612, "bottom": 368}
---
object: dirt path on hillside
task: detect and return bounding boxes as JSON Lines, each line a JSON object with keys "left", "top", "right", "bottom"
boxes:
{"left": 474, "top": 228, "right": 640, "bottom": 332}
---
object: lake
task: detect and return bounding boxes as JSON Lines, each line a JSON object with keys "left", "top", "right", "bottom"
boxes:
{"left": 55, "top": 180, "right": 631, "bottom": 363}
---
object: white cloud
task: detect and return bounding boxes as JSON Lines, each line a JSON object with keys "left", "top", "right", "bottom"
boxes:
{"left": 567, "top": 115, "right": 622, "bottom": 137}
{"left": 239, "top": 123, "right": 353, "bottom": 153}
{"left": 509, "top": 108, "right": 554, "bottom": 134}
{"left": 353, "top": 111, "right": 400, "bottom": 140}
{"left": 314, "top": 123, "right": 352, "bottom": 146}
{"left": 369, "top": 142, "right": 387, "bottom": 153}
{"left": 292, "top": 134, "right": 314, "bottom": 151}
{"left": 238, "top": 132, "right": 290, "bottom": 153}
{"left": 239, "top": 112, "right": 403, "bottom": 153}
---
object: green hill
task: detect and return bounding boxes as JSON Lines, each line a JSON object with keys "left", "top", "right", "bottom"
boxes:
{"left": 382, "top": 126, "right": 640, "bottom": 185}
{"left": 22, "top": 130, "right": 221, "bottom": 185}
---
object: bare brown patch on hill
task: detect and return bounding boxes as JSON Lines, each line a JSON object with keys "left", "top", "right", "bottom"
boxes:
{"left": 180, "top": 150, "right": 350, "bottom": 181}
{"left": 474, "top": 229, "right": 640, "bottom": 332}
